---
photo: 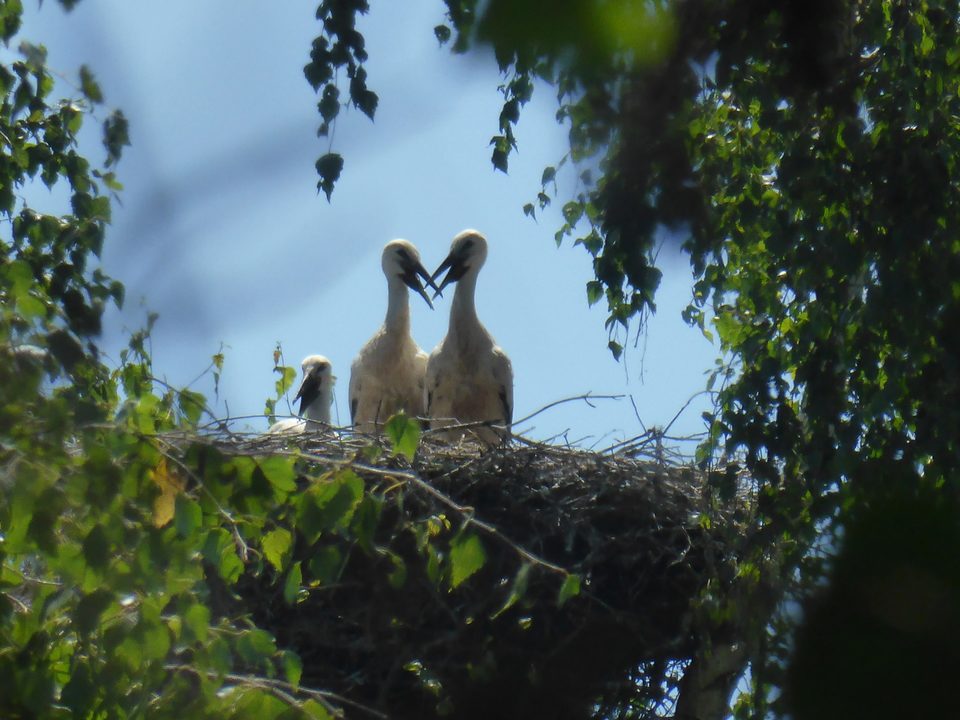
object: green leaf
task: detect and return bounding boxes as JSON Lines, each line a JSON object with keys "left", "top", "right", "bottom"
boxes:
{"left": 262, "top": 527, "right": 292, "bottom": 572}
{"left": 300, "top": 700, "right": 334, "bottom": 720}
{"left": 140, "top": 619, "right": 171, "bottom": 661}
{"left": 562, "top": 200, "right": 583, "bottom": 225}
{"left": 274, "top": 365, "right": 297, "bottom": 398}
{"left": 490, "top": 135, "right": 510, "bottom": 173}
{"left": 434, "top": 24, "right": 452, "bottom": 45}
{"left": 349, "top": 67, "right": 378, "bottom": 118}
{"left": 425, "top": 544, "right": 442, "bottom": 586}
{"left": 102, "top": 109, "right": 130, "bottom": 166}
{"left": 258, "top": 456, "right": 297, "bottom": 494}
{"left": 449, "top": 532, "right": 486, "bottom": 589}
{"left": 61, "top": 662, "right": 96, "bottom": 716}
{"left": 183, "top": 603, "right": 210, "bottom": 643}
{"left": 231, "top": 688, "right": 288, "bottom": 717}
{"left": 492, "top": 562, "right": 531, "bottom": 618}
{"left": 236, "top": 628, "right": 277, "bottom": 668}
{"left": 78, "top": 64, "right": 103, "bottom": 103}
{"left": 283, "top": 561, "right": 303, "bottom": 604}
{"left": 3, "top": 259, "right": 34, "bottom": 296}
{"left": 586, "top": 281, "right": 603, "bottom": 306}
{"left": 307, "top": 545, "right": 342, "bottom": 585}
{"left": 202, "top": 528, "right": 244, "bottom": 583}
{"left": 73, "top": 588, "right": 114, "bottom": 635}
{"left": 174, "top": 495, "right": 202, "bottom": 538}
{"left": 351, "top": 495, "right": 383, "bottom": 552}
{"left": 316, "top": 152, "right": 344, "bottom": 200}
{"left": 557, "top": 573, "right": 581, "bottom": 607}
{"left": 297, "top": 470, "right": 364, "bottom": 542}
{"left": 317, "top": 84, "right": 340, "bottom": 125}
{"left": 81, "top": 524, "right": 110, "bottom": 570}
{"left": 177, "top": 389, "right": 205, "bottom": 427}
{"left": 282, "top": 650, "right": 303, "bottom": 689}
{"left": 384, "top": 550, "right": 407, "bottom": 589}
{"left": 385, "top": 412, "right": 420, "bottom": 461}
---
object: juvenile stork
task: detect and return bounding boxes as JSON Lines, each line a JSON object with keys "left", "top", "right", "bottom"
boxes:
{"left": 426, "top": 229, "right": 513, "bottom": 444}
{"left": 267, "top": 355, "right": 334, "bottom": 434}
{"left": 349, "top": 239, "right": 438, "bottom": 432}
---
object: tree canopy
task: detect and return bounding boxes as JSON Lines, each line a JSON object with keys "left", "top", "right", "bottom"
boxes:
{"left": 261, "top": 0, "right": 960, "bottom": 713}
{"left": 3, "top": 1, "right": 960, "bottom": 718}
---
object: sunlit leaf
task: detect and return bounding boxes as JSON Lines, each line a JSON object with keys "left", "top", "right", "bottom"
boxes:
{"left": 449, "top": 532, "right": 486, "bottom": 589}
{"left": 236, "top": 628, "right": 277, "bottom": 668}
{"left": 557, "top": 573, "right": 581, "bottom": 607}
{"left": 283, "top": 561, "right": 303, "bottom": 604}
{"left": 492, "top": 562, "right": 531, "bottom": 619}
{"left": 282, "top": 650, "right": 303, "bottom": 689}
{"left": 385, "top": 412, "right": 420, "bottom": 461}
{"left": 262, "top": 527, "right": 292, "bottom": 572}
{"left": 78, "top": 64, "right": 103, "bottom": 103}
{"left": 183, "top": 603, "right": 210, "bottom": 643}
{"left": 258, "top": 456, "right": 297, "bottom": 494}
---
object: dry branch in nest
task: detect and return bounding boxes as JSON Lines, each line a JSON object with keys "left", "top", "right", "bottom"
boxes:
{"left": 176, "top": 427, "right": 743, "bottom": 720}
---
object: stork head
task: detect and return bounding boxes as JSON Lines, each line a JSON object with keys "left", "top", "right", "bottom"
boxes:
{"left": 294, "top": 354, "right": 334, "bottom": 415}
{"left": 381, "top": 239, "right": 439, "bottom": 309}
{"left": 431, "top": 229, "right": 488, "bottom": 298}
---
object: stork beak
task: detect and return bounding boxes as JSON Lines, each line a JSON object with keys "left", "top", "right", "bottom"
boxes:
{"left": 294, "top": 368, "right": 323, "bottom": 415}
{"left": 400, "top": 258, "right": 439, "bottom": 309}
{"left": 430, "top": 249, "right": 468, "bottom": 300}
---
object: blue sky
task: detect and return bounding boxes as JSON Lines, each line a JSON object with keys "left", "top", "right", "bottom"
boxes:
{"left": 21, "top": 2, "right": 717, "bottom": 448}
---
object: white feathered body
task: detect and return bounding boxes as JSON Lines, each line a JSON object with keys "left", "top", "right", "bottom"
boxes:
{"left": 426, "top": 321, "right": 512, "bottom": 444}
{"left": 350, "top": 327, "right": 428, "bottom": 431}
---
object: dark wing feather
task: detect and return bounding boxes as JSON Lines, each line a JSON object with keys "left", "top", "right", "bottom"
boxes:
{"left": 499, "top": 387, "right": 512, "bottom": 426}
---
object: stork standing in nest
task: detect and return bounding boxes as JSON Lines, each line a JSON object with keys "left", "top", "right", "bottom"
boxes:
{"left": 349, "top": 239, "right": 438, "bottom": 432}
{"left": 426, "top": 229, "right": 513, "bottom": 444}
{"left": 267, "top": 355, "right": 334, "bottom": 433}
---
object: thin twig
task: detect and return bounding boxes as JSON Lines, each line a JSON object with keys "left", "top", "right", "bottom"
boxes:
{"left": 165, "top": 664, "right": 388, "bottom": 719}
{"left": 511, "top": 393, "right": 625, "bottom": 427}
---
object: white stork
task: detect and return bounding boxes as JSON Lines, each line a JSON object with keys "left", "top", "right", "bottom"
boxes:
{"left": 349, "top": 239, "right": 438, "bottom": 432}
{"left": 267, "top": 355, "right": 334, "bottom": 434}
{"left": 426, "top": 229, "right": 513, "bottom": 444}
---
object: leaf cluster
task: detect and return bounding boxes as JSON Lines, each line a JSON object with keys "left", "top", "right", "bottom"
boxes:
{"left": 304, "top": 0, "right": 379, "bottom": 199}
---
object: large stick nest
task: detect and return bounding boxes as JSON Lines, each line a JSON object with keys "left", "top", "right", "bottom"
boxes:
{"left": 193, "top": 429, "right": 740, "bottom": 720}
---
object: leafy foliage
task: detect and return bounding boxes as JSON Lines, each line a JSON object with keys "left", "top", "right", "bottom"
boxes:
{"left": 7, "top": 1, "right": 960, "bottom": 718}
{"left": 308, "top": 1, "right": 960, "bottom": 716}
{"left": 304, "top": 0, "right": 378, "bottom": 198}
{"left": 0, "top": 15, "right": 575, "bottom": 714}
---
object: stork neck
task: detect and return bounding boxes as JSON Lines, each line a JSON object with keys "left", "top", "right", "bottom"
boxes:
{"left": 449, "top": 271, "right": 481, "bottom": 337}
{"left": 304, "top": 392, "right": 331, "bottom": 423}
{"left": 384, "top": 279, "right": 411, "bottom": 334}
